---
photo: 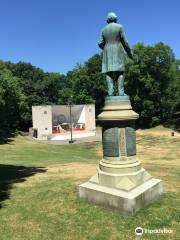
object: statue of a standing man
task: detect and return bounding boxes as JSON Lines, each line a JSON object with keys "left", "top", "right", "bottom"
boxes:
{"left": 99, "top": 12, "right": 133, "bottom": 96}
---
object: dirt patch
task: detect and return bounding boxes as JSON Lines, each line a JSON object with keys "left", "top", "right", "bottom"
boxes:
{"left": 142, "top": 159, "right": 180, "bottom": 166}
{"left": 96, "top": 146, "right": 102, "bottom": 157}
{"left": 137, "top": 125, "right": 180, "bottom": 138}
{"left": 163, "top": 182, "right": 179, "bottom": 192}
{"left": 17, "top": 163, "right": 97, "bottom": 187}
{"left": 137, "top": 144, "right": 180, "bottom": 166}
{"left": 48, "top": 163, "right": 97, "bottom": 180}
{"left": 150, "top": 172, "right": 169, "bottom": 177}
{"left": 137, "top": 144, "right": 170, "bottom": 153}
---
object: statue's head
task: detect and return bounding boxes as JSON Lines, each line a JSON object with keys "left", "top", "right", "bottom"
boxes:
{"left": 107, "top": 12, "right": 117, "bottom": 23}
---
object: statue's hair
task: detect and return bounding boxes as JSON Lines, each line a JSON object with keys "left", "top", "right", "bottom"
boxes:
{"left": 107, "top": 12, "right": 117, "bottom": 23}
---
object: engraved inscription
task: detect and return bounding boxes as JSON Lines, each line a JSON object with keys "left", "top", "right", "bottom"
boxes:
{"left": 119, "top": 128, "right": 126, "bottom": 157}
{"left": 102, "top": 127, "right": 119, "bottom": 157}
{"left": 125, "top": 127, "right": 136, "bottom": 156}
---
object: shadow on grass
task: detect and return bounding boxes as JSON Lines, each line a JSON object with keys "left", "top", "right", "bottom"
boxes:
{"left": 0, "top": 130, "right": 17, "bottom": 145}
{"left": 0, "top": 164, "right": 46, "bottom": 208}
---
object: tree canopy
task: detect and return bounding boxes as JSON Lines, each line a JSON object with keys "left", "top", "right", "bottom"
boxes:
{"left": 0, "top": 42, "right": 179, "bottom": 133}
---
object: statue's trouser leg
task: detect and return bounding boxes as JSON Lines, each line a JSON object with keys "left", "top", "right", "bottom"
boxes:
{"left": 118, "top": 73, "right": 125, "bottom": 96}
{"left": 106, "top": 75, "right": 114, "bottom": 96}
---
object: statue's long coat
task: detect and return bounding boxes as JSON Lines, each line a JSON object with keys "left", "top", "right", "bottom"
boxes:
{"left": 99, "top": 22, "right": 131, "bottom": 73}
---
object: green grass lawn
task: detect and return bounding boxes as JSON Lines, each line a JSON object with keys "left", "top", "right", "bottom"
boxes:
{"left": 0, "top": 133, "right": 179, "bottom": 240}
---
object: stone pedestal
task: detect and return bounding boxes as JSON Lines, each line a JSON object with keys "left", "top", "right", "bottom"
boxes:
{"left": 79, "top": 96, "right": 163, "bottom": 216}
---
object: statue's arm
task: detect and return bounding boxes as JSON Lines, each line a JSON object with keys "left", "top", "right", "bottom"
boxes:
{"left": 98, "top": 31, "right": 105, "bottom": 50}
{"left": 119, "top": 27, "right": 133, "bottom": 59}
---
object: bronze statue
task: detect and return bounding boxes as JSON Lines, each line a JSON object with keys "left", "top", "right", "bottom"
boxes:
{"left": 99, "top": 12, "right": 133, "bottom": 96}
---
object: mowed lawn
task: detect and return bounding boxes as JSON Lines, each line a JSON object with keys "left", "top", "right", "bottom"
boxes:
{"left": 0, "top": 127, "right": 179, "bottom": 240}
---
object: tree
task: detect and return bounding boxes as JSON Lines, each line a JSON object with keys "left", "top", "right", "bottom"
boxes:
{"left": 61, "top": 55, "right": 107, "bottom": 114}
{"left": 5, "top": 61, "right": 66, "bottom": 128}
{"left": 0, "top": 61, "right": 26, "bottom": 133}
{"left": 164, "top": 59, "right": 180, "bottom": 130}
{"left": 125, "top": 42, "right": 176, "bottom": 128}
{"left": 1, "top": 42, "right": 179, "bottom": 131}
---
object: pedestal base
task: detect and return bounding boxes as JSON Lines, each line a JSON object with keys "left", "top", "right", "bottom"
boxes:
{"left": 79, "top": 97, "right": 163, "bottom": 215}
{"left": 90, "top": 159, "right": 152, "bottom": 191}
{"left": 79, "top": 178, "right": 163, "bottom": 216}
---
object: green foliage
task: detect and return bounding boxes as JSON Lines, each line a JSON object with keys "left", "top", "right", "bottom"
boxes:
{"left": 0, "top": 42, "right": 179, "bottom": 131}
{"left": 0, "top": 61, "right": 26, "bottom": 133}
{"left": 125, "top": 42, "right": 179, "bottom": 128}
{"left": 163, "top": 59, "right": 180, "bottom": 130}
{"left": 59, "top": 55, "right": 106, "bottom": 114}
{"left": 5, "top": 61, "right": 66, "bottom": 129}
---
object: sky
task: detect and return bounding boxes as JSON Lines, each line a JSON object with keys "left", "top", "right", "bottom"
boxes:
{"left": 0, "top": 0, "right": 179, "bottom": 74}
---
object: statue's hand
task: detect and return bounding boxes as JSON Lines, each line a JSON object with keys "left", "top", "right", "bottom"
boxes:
{"left": 98, "top": 42, "right": 104, "bottom": 50}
